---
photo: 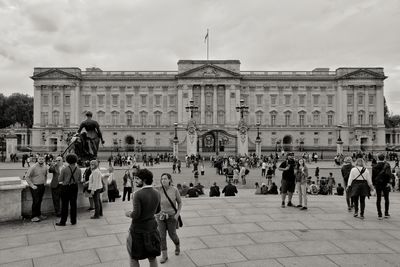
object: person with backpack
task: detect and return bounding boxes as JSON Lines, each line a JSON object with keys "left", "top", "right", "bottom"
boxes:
{"left": 372, "top": 153, "right": 392, "bottom": 219}
{"left": 56, "top": 153, "right": 82, "bottom": 226}
{"left": 347, "top": 158, "right": 374, "bottom": 219}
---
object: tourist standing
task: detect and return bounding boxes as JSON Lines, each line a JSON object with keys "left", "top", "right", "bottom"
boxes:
{"left": 295, "top": 158, "right": 308, "bottom": 210}
{"left": 48, "top": 156, "right": 64, "bottom": 217}
{"left": 279, "top": 152, "right": 296, "bottom": 208}
{"left": 348, "top": 158, "right": 374, "bottom": 219}
{"left": 56, "top": 153, "right": 82, "bottom": 226}
{"left": 82, "top": 161, "right": 94, "bottom": 211}
{"left": 341, "top": 157, "right": 354, "bottom": 211}
{"left": 372, "top": 153, "right": 392, "bottom": 219}
{"left": 25, "top": 155, "right": 48, "bottom": 222}
{"left": 126, "top": 169, "right": 161, "bottom": 267}
{"left": 88, "top": 160, "right": 103, "bottom": 219}
{"left": 123, "top": 170, "right": 134, "bottom": 201}
{"left": 156, "top": 173, "right": 182, "bottom": 264}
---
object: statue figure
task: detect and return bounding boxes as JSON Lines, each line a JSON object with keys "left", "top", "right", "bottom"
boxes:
{"left": 77, "top": 111, "right": 105, "bottom": 160}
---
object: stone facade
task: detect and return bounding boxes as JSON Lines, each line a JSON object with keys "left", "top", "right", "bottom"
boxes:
{"left": 31, "top": 60, "right": 387, "bottom": 154}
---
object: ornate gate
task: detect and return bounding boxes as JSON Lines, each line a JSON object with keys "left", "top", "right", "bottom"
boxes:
{"left": 200, "top": 130, "right": 237, "bottom": 154}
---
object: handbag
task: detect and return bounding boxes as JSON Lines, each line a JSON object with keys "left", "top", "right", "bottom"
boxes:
{"left": 161, "top": 185, "right": 183, "bottom": 228}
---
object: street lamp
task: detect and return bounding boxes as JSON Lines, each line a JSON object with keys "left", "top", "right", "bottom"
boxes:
{"left": 185, "top": 99, "right": 199, "bottom": 119}
{"left": 236, "top": 99, "right": 249, "bottom": 119}
{"left": 256, "top": 122, "right": 261, "bottom": 142}
{"left": 174, "top": 122, "right": 178, "bottom": 141}
{"left": 337, "top": 125, "right": 342, "bottom": 142}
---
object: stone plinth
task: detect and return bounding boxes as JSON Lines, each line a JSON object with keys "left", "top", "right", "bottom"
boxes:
{"left": 0, "top": 177, "right": 25, "bottom": 222}
{"left": 5, "top": 134, "right": 18, "bottom": 161}
{"left": 255, "top": 139, "right": 262, "bottom": 157}
{"left": 336, "top": 140, "right": 344, "bottom": 154}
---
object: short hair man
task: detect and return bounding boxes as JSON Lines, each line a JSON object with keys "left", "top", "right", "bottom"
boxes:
{"left": 25, "top": 155, "right": 48, "bottom": 222}
{"left": 372, "top": 153, "right": 392, "bottom": 219}
{"left": 279, "top": 152, "right": 296, "bottom": 207}
{"left": 126, "top": 169, "right": 161, "bottom": 267}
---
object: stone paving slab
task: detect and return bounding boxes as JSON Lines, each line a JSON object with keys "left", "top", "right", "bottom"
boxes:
{"left": 33, "top": 250, "right": 100, "bottom": 267}
{"left": 276, "top": 255, "right": 338, "bottom": 267}
{"left": 1, "top": 190, "right": 400, "bottom": 266}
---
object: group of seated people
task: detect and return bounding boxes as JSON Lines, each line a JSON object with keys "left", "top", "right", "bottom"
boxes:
{"left": 177, "top": 182, "right": 205, "bottom": 197}
{"left": 254, "top": 182, "right": 279, "bottom": 195}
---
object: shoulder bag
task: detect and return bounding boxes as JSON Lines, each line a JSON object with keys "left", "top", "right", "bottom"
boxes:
{"left": 161, "top": 185, "right": 183, "bottom": 228}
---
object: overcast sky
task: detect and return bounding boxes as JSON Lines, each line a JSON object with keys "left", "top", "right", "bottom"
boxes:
{"left": 1, "top": 0, "right": 399, "bottom": 113}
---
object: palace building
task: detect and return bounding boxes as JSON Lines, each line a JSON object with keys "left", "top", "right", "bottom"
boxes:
{"left": 31, "top": 60, "right": 387, "bottom": 154}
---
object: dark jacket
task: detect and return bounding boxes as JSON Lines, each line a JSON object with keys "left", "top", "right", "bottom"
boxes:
{"left": 341, "top": 163, "right": 353, "bottom": 186}
{"left": 222, "top": 184, "right": 238, "bottom": 196}
{"left": 130, "top": 187, "right": 161, "bottom": 233}
{"left": 49, "top": 164, "right": 61, "bottom": 188}
{"left": 209, "top": 185, "right": 220, "bottom": 197}
{"left": 372, "top": 161, "right": 392, "bottom": 187}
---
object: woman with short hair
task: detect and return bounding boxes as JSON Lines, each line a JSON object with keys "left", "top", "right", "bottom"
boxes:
{"left": 156, "top": 173, "right": 182, "bottom": 264}
{"left": 295, "top": 158, "right": 309, "bottom": 210}
{"left": 348, "top": 158, "right": 374, "bottom": 219}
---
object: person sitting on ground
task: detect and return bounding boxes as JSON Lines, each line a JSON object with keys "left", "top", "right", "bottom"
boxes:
{"left": 254, "top": 182, "right": 262, "bottom": 195}
{"left": 268, "top": 182, "right": 279, "bottom": 194}
{"left": 261, "top": 183, "right": 269, "bottom": 195}
{"left": 319, "top": 180, "right": 329, "bottom": 195}
{"left": 222, "top": 180, "right": 238, "bottom": 197}
{"left": 209, "top": 182, "right": 221, "bottom": 197}
{"left": 180, "top": 182, "right": 189, "bottom": 196}
{"left": 336, "top": 183, "right": 345, "bottom": 196}
{"left": 310, "top": 181, "right": 319, "bottom": 195}
{"left": 194, "top": 182, "right": 205, "bottom": 195}
{"left": 186, "top": 183, "right": 199, "bottom": 198}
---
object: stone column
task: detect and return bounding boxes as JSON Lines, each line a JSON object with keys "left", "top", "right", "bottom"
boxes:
{"left": 376, "top": 85, "right": 384, "bottom": 126}
{"left": 200, "top": 85, "right": 205, "bottom": 124}
{"left": 237, "top": 120, "right": 248, "bottom": 156}
{"left": 173, "top": 139, "right": 179, "bottom": 158}
{"left": 5, "top": 133, "right": 17, "bottom": 161}
{"left": 225, "top": 85, "right": 230, "bottom": 124}
{"left": 177, "top": 86, "right": 183, "bottom": 123}
{"left": 255, "top": 138, "right": 262, "bottom": 157}
{"left": 213, "top": 85, "right": 217, "bottom": 124}
{"left": 186, "top": 121, "right": 198, "bottom": 156}
{"left": 235, "top": 85, "right": 241, "bottom": 124}
{"left": 336, "top": 140, "right": 344, "bottom": 154}
{"left": 0, "top": 177, "right": 25, "bottom": 222}
{"left": 33, "top": 86, "right": 41, "bottom": 126}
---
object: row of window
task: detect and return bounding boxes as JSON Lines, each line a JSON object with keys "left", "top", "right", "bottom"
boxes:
{"left": 249, "top": 94, "right": 336, "bottom": 107}
{"left": 41, "top": 112, "right": 70, "bottom": 126}
{"left": 347, "top": 94, "right": 376, "bottom": 106}
{"left": 347, "top": 112, "right": 375, "bottom": 126}
{"left": 42, "top": 95, "right": 71, "bottom": 106}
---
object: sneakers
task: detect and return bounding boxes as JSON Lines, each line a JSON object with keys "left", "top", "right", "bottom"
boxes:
{"left": 360, "top": 215, "right": 365, "bottom": 220}
{"left": 378, "top": 216, "right": 383, "bottom": 220}
{"left": 385, "top": 214, "right": 391, "bottom": 218}
{"left": 281, "top": 201, "right": 285, "bottom": 208}
{"left": 87, "top": 208, "right": 94, "bottom": 211}
{"left": 31, "top": 217, "right": 40, "bottom": 222}
{"left": 287, "top": 202, "right": 294, "bottom": 207}
{"left": 300, "top": 207, "right": 308, "bottom": 210}
{"left": 347, "top": 207, "right": 352, "bottom": 212}
{"left": 90, "top": 216, "right": 100, "bottom": 219}
{"left": 55, "top": 222, "right": 66, "bottom": 226}
{"left": 353, "top": 213, "right": 358, "bottom": 218}
{"left": 39, "top": 215, "right": 47, "bottom": 220}
{"left": 296, "top": 205, "right": 303, "bottom": 208}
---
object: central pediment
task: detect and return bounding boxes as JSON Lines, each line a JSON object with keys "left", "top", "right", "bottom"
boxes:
{"left": 31, "top": 68, "right": 81, "bottom": 80}
{"left": 176, "top": 64, "right": 241, "bottom": 79}
{"left": 338, "top": 69, "right": 387, "bottom": 80}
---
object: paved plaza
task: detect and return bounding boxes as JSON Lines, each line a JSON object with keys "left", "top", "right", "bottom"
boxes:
{"left": 1, "top": 188, "right": 400, "bottom": 266}
{"left": 1, "top": 161, "right": 400, "bottom": 266}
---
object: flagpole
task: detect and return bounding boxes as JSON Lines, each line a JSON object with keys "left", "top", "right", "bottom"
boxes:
{"left": 207, "top": 28, "right": 209, "bottom": 60}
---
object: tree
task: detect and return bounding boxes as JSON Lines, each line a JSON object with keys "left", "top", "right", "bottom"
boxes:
{"left": 0, "top": 93, "right": 33, "bottom": 128}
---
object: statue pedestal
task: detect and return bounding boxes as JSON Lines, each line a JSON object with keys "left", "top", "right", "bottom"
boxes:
{"left": 187, "top": 120, "right": 198, "bottom": 157}
{"left": 255, "top": 138, "right": 262, "bottom": 157}
{"left": 237, "top": 120, "right": 249, "bottom": 156}
{"left": 336, "top": 140, "right": 344, "bottom": 154}
{"left": 173, "top": 139, "right": 179, "bottom": 158}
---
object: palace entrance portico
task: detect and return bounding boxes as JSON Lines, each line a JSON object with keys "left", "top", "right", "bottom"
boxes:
{"left": 199, "top": 129, "right": 237, "bottom": 154}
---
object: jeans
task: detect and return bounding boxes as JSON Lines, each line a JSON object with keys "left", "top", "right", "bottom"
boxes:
{"left": 60, "top": 184, "right": 78, "bottom": 224}
{"left": 30, "top": 184, "right": 45, "bottom": 218}
{"left": 376, "top": 185, "right": 390, "bottom": 216}
{"left": 51, "top": 184, "right": 62, "bottom": 215}
{"left": 345, "top": 185, "right": 353, "bottom": 208}
{"left": 352, "top": 195, "right": 366, "bottom": 216}
{"left": 297, "top": 182, "right": 307, "bottom": 207}
{"left": 92, "top": 189, "right": 103, "bottom": 217}
{"left": 156, "top": 216, "right": 180, "bottom": 251}
{"left": 130, "top": 257, "right": 156, "bottom": 267}
{"left": 123, "top": 187, "right": 132, "bottom": 201}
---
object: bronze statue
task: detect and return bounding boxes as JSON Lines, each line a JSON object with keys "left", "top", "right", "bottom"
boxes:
{"left": 76, "top": 111, "right": 105, "bottom": 160}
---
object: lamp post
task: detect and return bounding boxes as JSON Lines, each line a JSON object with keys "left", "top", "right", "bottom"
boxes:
{"left": 255, "top": 122, "right": 261, "bottom": 157}
{"left": 336, "top": 125, "right": 344, "bottom": 155}
{"left": 236, "top": 99, "right": 249, "bottom": 119}
{"left": 173, "top": 122, "right": 179, "bottom": 158}
{"left": 185, "top": 99, "right": 199, "bottom": 119}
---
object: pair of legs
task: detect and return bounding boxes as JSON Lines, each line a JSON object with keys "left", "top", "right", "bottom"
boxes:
{"left": 30, "top": 184, "right": 45, "bottom": 219}
{"left": 296, "top": 182, "right": 307, "bottom": 207}
{"left": 345, "top": 185, "right": 354, "bottom": 209}
{"left": 92, "top": 189, "right": 103, "bottom": 218}
{"left": 123, "top": 187, "right": 132, "bottom": 201}
{"left": 352, "top": 195, "right": 366, "bottom": 216}
{"left": 59, "top": 184, "right": 78, "bottom": 225}
{"left": 51, "top": 184, "right": 62, "bottom": 216}
{"left": 376, "top": 186, "right": 390, "bottom": 217}
{"left": 281, "top": 180, "right": 294, "bottom": 206}
{"left": 157, "top": 216, "right": 180, "bottom": 263}
{"left": 130, "top": 257, "right": 157, "bottom": 267}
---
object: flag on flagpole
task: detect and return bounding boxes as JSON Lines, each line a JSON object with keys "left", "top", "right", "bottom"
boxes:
{"left": 204, "top": 29, "right": 209, "bottom": 43}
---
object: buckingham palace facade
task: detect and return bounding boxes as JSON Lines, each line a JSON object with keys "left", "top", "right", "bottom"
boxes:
{"left": 31, "top": 59, "right": 387, "bottom": 154}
